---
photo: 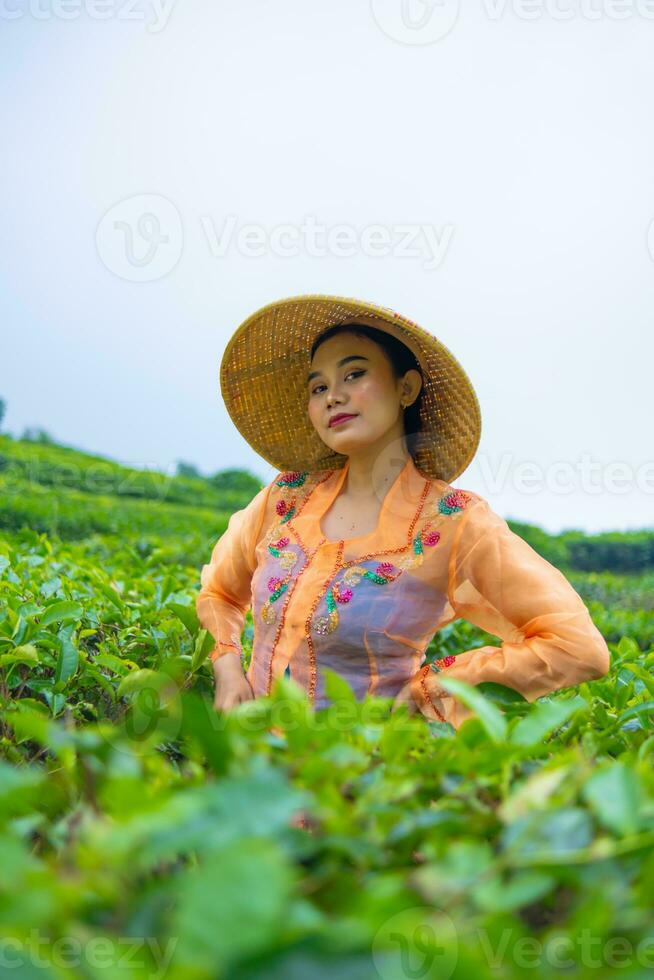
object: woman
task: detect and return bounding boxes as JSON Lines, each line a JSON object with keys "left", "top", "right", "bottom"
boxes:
{"left": 196, "top": 294, "right": 610, "bottom": 729}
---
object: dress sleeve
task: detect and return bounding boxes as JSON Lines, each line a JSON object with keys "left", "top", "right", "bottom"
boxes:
{"left": 410, "top": 494, "right": 611, "bottom": 729}
{"left": 196, "top": 482, "right": 273, "bottom": 664}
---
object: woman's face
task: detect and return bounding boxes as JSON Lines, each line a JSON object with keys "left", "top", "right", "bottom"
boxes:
{"left": 306, "top": 331, "right": 421, "bottom": 457}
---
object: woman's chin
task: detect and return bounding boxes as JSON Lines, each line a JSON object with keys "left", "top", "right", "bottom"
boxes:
{"left": 325, "top": 435, "right": 365, "bottom": 454}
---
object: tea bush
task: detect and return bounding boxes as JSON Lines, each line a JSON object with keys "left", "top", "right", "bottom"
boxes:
{"left": 1, "top": 439, "right": 653, "bottom": 979}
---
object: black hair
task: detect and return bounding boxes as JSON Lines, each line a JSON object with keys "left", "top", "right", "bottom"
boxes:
{"left": 309, "top": 321, "right": 424, "bottom": 459}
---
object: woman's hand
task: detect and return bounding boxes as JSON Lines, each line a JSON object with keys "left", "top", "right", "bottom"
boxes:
{"left": 212, "top": 652, "right": 255, "bottom": 712}
{"left": 391, "top": 674, "right": 448, "bottom": 722}
{"left": 391, "top": 678, "right": 419, "bottom": 715}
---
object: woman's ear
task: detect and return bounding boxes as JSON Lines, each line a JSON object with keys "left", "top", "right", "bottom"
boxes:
{"left": 402, "top": 368, "right": 422, "bottom": 404}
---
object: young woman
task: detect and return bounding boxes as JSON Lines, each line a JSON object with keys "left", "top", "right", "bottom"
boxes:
{"left": 196, "top": 294, "right": 610, "bottom": 729}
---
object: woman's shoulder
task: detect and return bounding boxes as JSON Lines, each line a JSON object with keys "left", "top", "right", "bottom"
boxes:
{"left": 264, "top": 467, "right": 332, "bottom": 500}
{"left": 255, "top": 467, "right": 331, "bottom": 527}
{"left": 427, "top": 477, "right": 485, "bottom": 517}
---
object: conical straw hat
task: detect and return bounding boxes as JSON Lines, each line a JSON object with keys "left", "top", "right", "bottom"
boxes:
{"left": 220, "top": 293, "right": 481, "bottom": 483}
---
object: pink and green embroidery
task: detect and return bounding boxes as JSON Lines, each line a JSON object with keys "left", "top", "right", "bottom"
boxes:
{"left": 275, "top": 499, "right": 297, "bottom": 523}
{"left": 267, "top": 536, "right": 299, "bottom": 573}
{"left": 266, "top": 576, "right": 289, "bottom": 602}
{"left": 393, "top": 524, "right": 441, "bottom": 571}
{"left": 437, "top": 489, "right": 472, "bottom": 515}
{"left": 260, "top": 535, "right": 299, "bottom": 624}
{"left": 313, "top": 561, "right": 401, "bottom": 635}
{"left": 274, "top": 471, "right": 311, "bottom": 522}
{"left": 413, "top": 528, "right": 440, "bottom": 556}
{"left": 276, "top": 471, "right": 309, "bottom": 489}
{"left": 312, "top": 529, "right": 442, "bottom": 635}
{"left": 262, "top": 473, "right": 458, "bottom": 636}
{"left": 268, "top": 535, "right": 290, "bottom": 558}
{"left": 260, "top": 470, "right": 331, "bottom": 626}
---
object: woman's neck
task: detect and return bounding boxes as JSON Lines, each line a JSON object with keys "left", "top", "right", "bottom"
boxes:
{"left": 343, "top": 445, "right": 411, "bottom": 499}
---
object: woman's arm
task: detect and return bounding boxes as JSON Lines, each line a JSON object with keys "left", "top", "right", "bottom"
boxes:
{"left": 410, "top": 494, "right": 611, "bottom": 729}
{"left": 196, "top": 481, "right": 273, "bottom": 665}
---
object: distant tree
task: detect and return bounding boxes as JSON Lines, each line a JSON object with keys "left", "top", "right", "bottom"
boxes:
{"left": 0, "top": 398, "right": 5, "bottom": 432}
{"left": 21, "top": 427, "right": 54, "bottom": 444}
{"left": 208, "top": 468, "right": 262, "bottom": 495}
{"left": 176, "top": 461, "right": 201, "bottom": 479}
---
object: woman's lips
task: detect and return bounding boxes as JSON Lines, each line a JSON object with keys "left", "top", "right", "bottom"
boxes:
{"left": 329, "top": 414, "right": 357, "bottom": 427}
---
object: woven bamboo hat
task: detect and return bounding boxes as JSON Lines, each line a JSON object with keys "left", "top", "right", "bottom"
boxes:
{"left": 220, "top": 294, "right": 481, "bottom": 483}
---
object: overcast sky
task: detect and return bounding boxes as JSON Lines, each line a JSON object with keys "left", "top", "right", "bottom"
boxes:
{"left": 2, "top": 0, "right": 654, "bottom": 534}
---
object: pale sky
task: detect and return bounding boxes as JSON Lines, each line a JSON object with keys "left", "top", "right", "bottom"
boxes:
{"left": 2, "top": 0, "right": 654, "bottom": 534}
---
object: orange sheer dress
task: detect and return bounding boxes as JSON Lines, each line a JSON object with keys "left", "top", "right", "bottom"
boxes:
{"left": 196, "top": 455, "right": 610, "bottom": 729}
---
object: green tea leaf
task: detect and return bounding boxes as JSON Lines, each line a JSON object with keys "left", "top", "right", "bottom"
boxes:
{"left": 191, "top": 629, "right": 216, "bottom": 672}
{"left": 39, "top": 600, "right": 83, "bottom": 628}
{"left": 169, "top": 602, "right": 199, "bottom": 637}
{"left": 473, "top": 870, "right": 555, "bottom": 912}
{"left": 172, "top": 839, "right": 296, "bottom": 969}
{"left": 617, "top": 636, "right": 641, "bottom": 661}
{"left": 510, "top": 696, "right": 585, "bottom": 746}
{"left": 0, "top": 644, "right": 39, "bottom": 667}
{"left": 437, "top": 676, "right": 508, "bottom": 742}
{"left": 624, "top": 663, "right": 654, "bottom": 698}
{"left": 475, "top": 681, "right": 528, "bottom": 705}
{"left": 323, "top": 667, "right": 357, "bottom": 706}
{"left": 582, "top": 762, "right": 644, "bottom": 836}
{"left": 117, "top": 668, "right": 169, "bottom": 697}
{"left": 53, "top": 629, "right": 78, "bottom": 686}
{"left": 618, "top": 701, "right": 654, "bottom": 726}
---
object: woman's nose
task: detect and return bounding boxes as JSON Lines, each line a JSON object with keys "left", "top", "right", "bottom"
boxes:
{"left": 326, "top": 388, "right": 343, "bottom": 405}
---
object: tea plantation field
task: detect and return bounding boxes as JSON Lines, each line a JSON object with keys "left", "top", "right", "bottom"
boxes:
{"left": 1, "top": 435, "right": 654, "bottom": 979}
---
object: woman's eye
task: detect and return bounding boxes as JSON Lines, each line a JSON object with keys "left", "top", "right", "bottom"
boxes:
{"left": 311, "top": 370, "right": 364, "bottom": 396}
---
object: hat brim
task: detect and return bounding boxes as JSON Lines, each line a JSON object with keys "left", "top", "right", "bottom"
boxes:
{"left": 219, "top": 294, "right": 481, "bottom": 483}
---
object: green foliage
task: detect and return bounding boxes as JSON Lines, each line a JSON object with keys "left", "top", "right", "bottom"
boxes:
{"left": 0, "top": 435, "right": 262, "bottom": 516}
{"left": 0, "top": 438, "right": 653, "bottom": 977}
{"left": 175, "top": 461, "right": 202, "bottom": 479}
{"left": 20, "top": 426, "right": 54, "bottom": 443}
{"left": 561, "top": 528, "right": 654, "bottom": 574}
{"left": 207, "top": 467, "right": 264, "bottom": 495}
